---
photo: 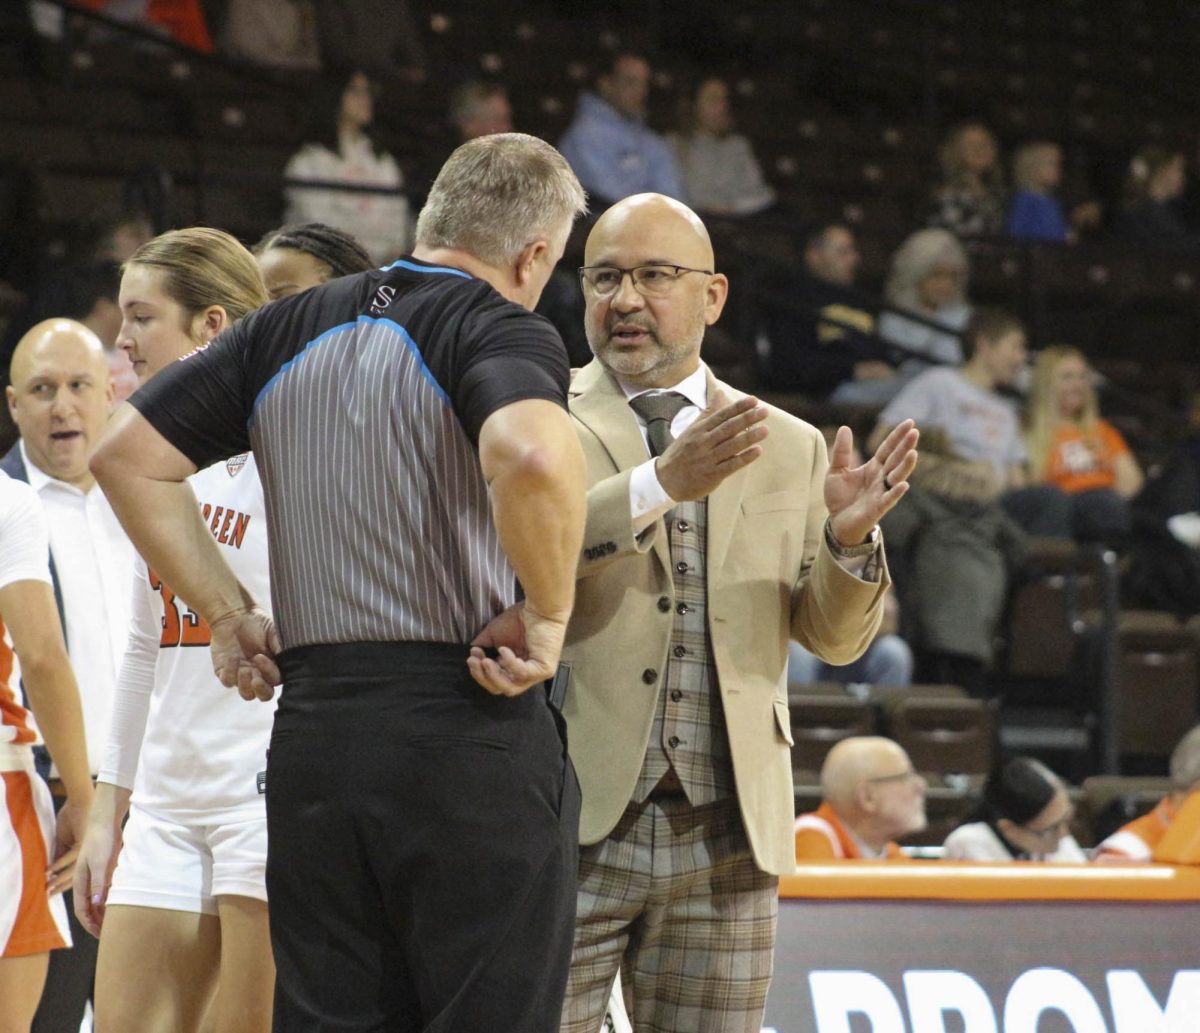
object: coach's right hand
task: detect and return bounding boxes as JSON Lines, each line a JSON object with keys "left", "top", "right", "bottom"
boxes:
{"left": 468, "top": 602, "right": 567, "bottom": 697}
{"left": 655, "top": 389, "right": 768, "bottom": 503}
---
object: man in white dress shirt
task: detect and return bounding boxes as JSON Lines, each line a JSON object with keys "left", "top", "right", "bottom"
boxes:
{"left": 3, "top": 318, "right": 135, "bottom": 1032}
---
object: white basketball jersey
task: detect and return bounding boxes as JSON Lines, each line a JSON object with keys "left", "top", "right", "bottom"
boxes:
{"left": 133, "top": 453, "right": 276, "bottom": 821}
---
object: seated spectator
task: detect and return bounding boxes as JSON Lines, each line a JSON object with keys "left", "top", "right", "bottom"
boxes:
{"left": 870, "top": 309, "right": 1072, "bottom": 694}
{"left": 668, "top": 77, "right": 775, "bottom": 217}
{"left": 450, "top": 80, "right": 514, "bottom": 142}
{"left": 925, "top": 121, "right": 1006, "bottom": 239}
{"left": 221, "top": 0, "right": 320, "bottom": 70}
{"left": 1006, "top": 142, "right": 1071, "bottom": 243}
{"left": 1114, "top": 146, "right": 1198, "bottom": 248}
{"left": 558, "top": 52, "right": 684, "bottom": 207}
{"left": 254, "top": 222, "right": 374, "bottom": 300}
{"left": 283, "top": 69, "right": 410, "bottom": 265}
{"left": 852, "top": 228, "right": 971, "bottom": 407}
{"left": 760, "top": 222, "right": 894, "bottom": 400}
{"left": 944, "top": 756, "right": 1086, "bottom": 861}
{"left": 790, "top": 593, "right": 912, "bottom": 688}
{"left": 410, "top": 81, "right": 515, "bottom": 207}
{"left": 795, "top": 738, "right": 927, "bottom": 861}
{"left": 1094, "top": 725, "right": 1200, "bottom": 862}
{"left": 1024, "top": 345, "right": 1144, "bottom": 545}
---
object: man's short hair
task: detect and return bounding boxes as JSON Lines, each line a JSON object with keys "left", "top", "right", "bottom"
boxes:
{"left": 961, "top": 306, "right": 1024, "bottom": 361}
{"left": 415, "top": 133, "right": 587, "bottom": 267}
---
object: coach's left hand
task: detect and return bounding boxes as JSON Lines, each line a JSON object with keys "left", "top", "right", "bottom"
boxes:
{"left": 825, "top": 418, "right": 919, "bottom": 547}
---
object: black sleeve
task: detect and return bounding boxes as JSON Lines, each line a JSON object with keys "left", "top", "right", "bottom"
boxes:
{"left": 128, "top": 312, "right": 257, "bottom": 468}
{"left": 453, "top": 309, "right": 570, "bottom": 445}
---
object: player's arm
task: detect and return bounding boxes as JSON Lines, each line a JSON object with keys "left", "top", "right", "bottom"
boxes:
{"left": 1, "top": 578, "right": 93, "bottom": 893}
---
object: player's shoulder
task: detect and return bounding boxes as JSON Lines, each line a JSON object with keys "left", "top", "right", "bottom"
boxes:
{"left": 0, "top": 470, "right": 42, "bottom": 520}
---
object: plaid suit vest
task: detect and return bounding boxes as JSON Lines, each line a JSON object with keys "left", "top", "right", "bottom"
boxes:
{"left": 633, "top": 496, "right": 736, "bottom": 805}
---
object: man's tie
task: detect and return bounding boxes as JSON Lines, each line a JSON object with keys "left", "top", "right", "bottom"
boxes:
{"left": 629, "top": 392, "right": 690, "bottom": 458}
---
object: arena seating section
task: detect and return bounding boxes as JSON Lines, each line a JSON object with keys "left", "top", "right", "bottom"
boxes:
{"left": 4, "top": 0, "right": 1200, "bottom": 850}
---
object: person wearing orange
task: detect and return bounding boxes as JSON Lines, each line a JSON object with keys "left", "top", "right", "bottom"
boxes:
{"left": 1024, "top": 345, "right": 1144, "bottom": 545}
{"left": 795, "top": 737, "right": 927, "bottom": 861}
{"left": 1094, "top": 725, "right": 1200, "bottom": 862}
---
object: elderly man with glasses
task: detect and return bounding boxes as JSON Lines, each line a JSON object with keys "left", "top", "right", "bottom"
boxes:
{"left": 795, "top": 737, "right": 929, "bottom": 861}
{"left": 558, "top": 193, "right": 919, "bottom": 1033}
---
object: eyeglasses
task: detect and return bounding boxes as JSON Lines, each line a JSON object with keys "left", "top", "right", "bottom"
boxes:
{"left": 578, "top": 264, "right": 714, "bottom": 298}
{"left": 1022, "top": 810, "right": 1074, "bottom": 839}
{"left": 865, "top": 768, "right": 922, "bottom": 786}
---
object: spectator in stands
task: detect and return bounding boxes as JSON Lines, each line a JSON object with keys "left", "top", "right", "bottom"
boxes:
{"left": 944, "top": 756, "right": 1086, "bottom": 861}
{"left": 1094, "top": 725, "right": 1200, "bottom": 862}
{"left": 1114, "top": 146, "right": 1197, "bottom": 248}
{"left": 558, "top": 52, "right": 684, "bottom": 206}
{"left": 867, "top": 228, "right": 971, "bottom": 405}
{"left": 1024, "top": 345, "right": 1144, "bottom": 545}
{"left": 668, "top": 77, "right": 775, "bottom": 217}
{"left": 1006, "top": 141, "right": 1071, "bottom": 243}
{"left": 220, "top": 0, "right": 320, "bottom": 70}
{"left": 870, "top": 309, "right": 1071, "bottom": 695}
{"left": 795, "top": 737, "right": 927, "bottom": 860}
{"left": 451, "top": 80, "right": 514, "bottom": 141}
{"left": 760, "top": 222, "right": 893, "bottom": 399}
{"left": 925, "top": 121, "right": 1006, "bottom": 238}
{"left": 283, "top": 69, "right": 410, "bottom": 265}
{"left": 253, "top": 222, "right": 374, "bottom": 301}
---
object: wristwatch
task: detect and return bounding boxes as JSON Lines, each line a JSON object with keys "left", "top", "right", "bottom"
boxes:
{"left": 824, "top": 517, "right": 880, "bottom": 558}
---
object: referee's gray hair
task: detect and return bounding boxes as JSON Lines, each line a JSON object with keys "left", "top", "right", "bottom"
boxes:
{"left": 416, "top": 133, "right": 587, "bottom": 267}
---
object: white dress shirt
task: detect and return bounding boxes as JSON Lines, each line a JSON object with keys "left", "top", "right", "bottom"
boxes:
{"left": 22, "top": 442, "right": 135, "bottom": 774}
{"left": 617, "top": 364, "right": 875, "bottom": 575}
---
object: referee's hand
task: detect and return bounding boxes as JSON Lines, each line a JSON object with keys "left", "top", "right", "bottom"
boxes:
{"left": 468, "top": 603, "right": 566, "bottom": 697}
{"left": 211, "top": 607, "right": 282, "bottom": 702}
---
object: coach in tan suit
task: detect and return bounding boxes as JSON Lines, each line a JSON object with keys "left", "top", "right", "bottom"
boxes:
{"left": 559, "top": 193, "right": 919, "bottom": 1033}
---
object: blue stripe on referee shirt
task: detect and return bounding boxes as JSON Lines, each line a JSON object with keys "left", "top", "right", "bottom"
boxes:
{"left": 250, "top": 316, "right": 450, "bottom": 427}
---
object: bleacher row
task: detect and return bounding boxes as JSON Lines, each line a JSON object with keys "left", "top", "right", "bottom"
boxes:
{"left": 4, "top": 2, "right": 1200, "bottom": 793}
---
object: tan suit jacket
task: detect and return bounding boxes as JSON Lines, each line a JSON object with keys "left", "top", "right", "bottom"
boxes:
{"left": 562, "top": 360, "right": 889, "bottom": 876}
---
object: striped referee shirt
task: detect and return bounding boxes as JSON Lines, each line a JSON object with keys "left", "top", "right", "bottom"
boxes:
{"left": 130, "top": 257, "right": 569, "bottom": 649}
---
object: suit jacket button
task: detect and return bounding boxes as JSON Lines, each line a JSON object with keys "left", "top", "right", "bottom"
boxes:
{"left": 668, "top": 735, "right": 681, "bottom": 748}
{"left": 657, "top": 596, "right": 671, "bottom": 612}
{"left": 642, "top": 668, "right": 657, "bottom": 684}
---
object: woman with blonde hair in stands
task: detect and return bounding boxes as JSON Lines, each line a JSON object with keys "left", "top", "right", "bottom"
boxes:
{"left": 73, "top": 227, "right": 277, "bottom": 1033}
{"left": 926, "top": 120, "right": 1006, "bottom": 238}
{"left": 1025, "top": 344, "right": 1143, "bottom": 545}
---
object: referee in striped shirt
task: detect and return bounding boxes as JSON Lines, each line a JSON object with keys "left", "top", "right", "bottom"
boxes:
{"left": 91, "top": 135, "right": 589, "bottom": 1032}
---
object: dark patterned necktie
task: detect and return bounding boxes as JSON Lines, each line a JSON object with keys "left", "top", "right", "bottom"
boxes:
{"left": 629, "top": 392, "right": 690, "bottom": 457}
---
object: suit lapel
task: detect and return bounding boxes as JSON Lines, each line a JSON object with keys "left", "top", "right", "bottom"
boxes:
{"left": 570, "top": 359, "right": 671, "bottom": 573}
{"left": 705, "top": 369, "right": 749, "bottom": 577}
